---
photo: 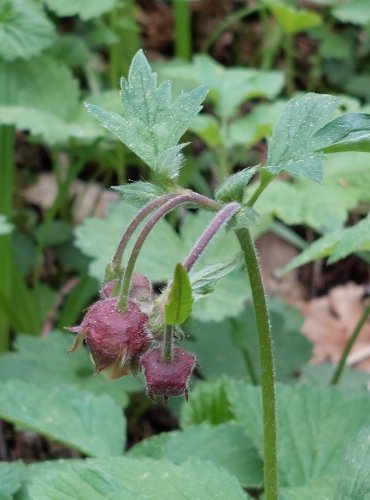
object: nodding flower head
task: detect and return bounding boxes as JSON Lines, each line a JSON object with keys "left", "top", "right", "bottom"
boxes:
{"left": 141, "top": 346, "right": 197, "bottom": 400}
{"left": 66, "top": 298, "right": 151, "bottom": 379}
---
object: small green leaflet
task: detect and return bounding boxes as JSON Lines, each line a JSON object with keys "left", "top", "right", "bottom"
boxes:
{"left": 112, "top": 181, "right": 167, "bottom": 207}
{"left": 190, "top": 254, "right": 243, "bottom": 299}
{"left": 165, "top": 263, "right": 193, "bottom": 325}
{"left": 216, "top": 167, "right": 257, "bottom": 203}
{"left": 0, "top": 0, "right": 55, "bottom": 61}
{"left": 267, "top": 93, "right": 341, "bottom": 182}
{"left": 314, "top": 113, "right": 370, "bottom": 153}
{"left": 86, "top": 50, "right": 207, "bottom": 182}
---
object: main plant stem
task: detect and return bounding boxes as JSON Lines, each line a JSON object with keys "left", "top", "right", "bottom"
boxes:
{"left": 236, "top": 227, "right": 278, "bottom": 500}
{"left": 331, "top": 303, "right": 370, "bottom": 385}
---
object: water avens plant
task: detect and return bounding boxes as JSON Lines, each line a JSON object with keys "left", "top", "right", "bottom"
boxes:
{"left": 67, "top": 50, "right": 370, "bottom": 499}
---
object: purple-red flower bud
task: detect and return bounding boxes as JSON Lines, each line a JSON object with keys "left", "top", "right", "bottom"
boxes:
{"left": 66, "top": 298, "right": 151, "bottom": 379}
{"left": 141, "top": 347, "right": 196, "bottom": 399}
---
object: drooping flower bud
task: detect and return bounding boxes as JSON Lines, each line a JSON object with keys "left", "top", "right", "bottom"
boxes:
{"left": 66, "top": 298, "right": 151, "bottom": 379}
{"left": 141, "top": 347, "right": 197, "bottom": 399}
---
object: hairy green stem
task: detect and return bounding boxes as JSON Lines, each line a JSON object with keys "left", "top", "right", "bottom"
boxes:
{"left": 331, "top": 303, "right": 370, "bottom": 385}
{"left": 246, "top": 171, "right": 274, "bottom": 208}
{"left": 117, "top": 192, "right": 220, "bottom": 311}
{"left": 183, "top": 202, "right": 240, "bottom": 271}
{"left": 236, "top": 227, "right": 278, "bottom": 500}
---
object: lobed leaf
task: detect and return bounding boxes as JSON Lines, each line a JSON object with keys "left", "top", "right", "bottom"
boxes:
{"left": 28, "top": 457, "right": 250, "bottom": 499}
{"left": 0, "top": 331, "right": 136, "bottom": 405}
{"left": 86, "top": 50, "right": 207, "bottom": 181}
{"left": 128, "top": 422, "right": 263, "bottom": 489}
{"left": 267, "top": 93, "right": 341, "bottom": 182}
{"left": 229, "top": 383, "right": 370, "bottom": 487}
{"left": 0, "top": 0, "right": 55, "bottom": 61}
{"left": 0, "top": 380, "right": 126, "bottom": 457}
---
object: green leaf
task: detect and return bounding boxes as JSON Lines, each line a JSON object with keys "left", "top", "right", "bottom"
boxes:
{"left": 165, "top": 263, "right": 193, "bottom": 325}
{"left": 44, "top": 0, "right": 118, "bottom": 20}
{"left": 267, "top": 93, "right": 341, "bottom": 182}
{"left": 216, "top": 167, "right": 257, "bottom": 203}
{"left": 333, "top": 0, "right": 370, "bottom": 25}
{"left": 0, "top": 461, "right": 25, "bottom": 500}
{"left": 184, "top": 317, "right": 249, "bottom": 380}
{"left": 190, "top": 114, "right": 222, "bottom": 148}
{"left": 156, "top": 56, "right": 284, "bottom": 121}
{"left": 0, "top": 0, "right": 55, "bottom": 61}
{"left": 282, "top": 230, "right": 343, "bottom": 271}
{"left": 300, "top": 363, "right": 370, "bottom": 390}
{"left": 328, "top": 216, "right": 370, "bottom": 263}
{"left": 0, "top": 214, "right": 12, "bottom": 235}
{"left": 229, "top": 383, "right": 370, "bottom": 487}
{"left": 284, "top": 215, "right": 370, "bottom": 270}
{"left": 112, "top": 181, "right": 167, "bottom": 207}
{"left": 193, "top": 55, "right": 284, "bottom": 120}
{"left": 128, "top": 423, "right": 263, "bottom": 489}
{"left": 190, "top": 254, "right": 243, "bottom": 299}
{"left": 314, "top": 113, "right": 370, "bottom": 153}
{"left": 280, "top": 477, "right": 337, "bottom": 500}
{"left": 0, "top": 331, "right": 136, "bottom": 405}
{"left": 252, "top": 177, "right": 358, "bottom": 232}
{"left": 335, "top": 426, "right": 370, "bottom": 499}
{"left": 86, "top": 50, "right": 207, "bottom": 181}
{"left": 269, "top": 3, "right": 322, "bottom": 35}
{"left": 0, "top": 57, "right": 99, "bottom": 146}
{"left": 0, "top": 380, "right": 126, "bottom": 457}
{"left": 46, "top": 34, "right": 91, "bottom": 68}
{"left": 180, "top": 378, "right": 235, "bottom": 427}
{"left": 28, "top": 458, "right": 250, "bottom": 499}
{"left": 227, "top": 101, "right": 286, "bottom": 148}
{"left": 231, "top": 300, "right": 312, "bottom": 382}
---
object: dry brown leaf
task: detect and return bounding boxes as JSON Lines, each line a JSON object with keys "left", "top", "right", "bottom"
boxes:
{"left": 302, "top": 282, "right": 370, "bottom": 371}
{"left": 22, "top": 173, "right": 119, "bottom": 222}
